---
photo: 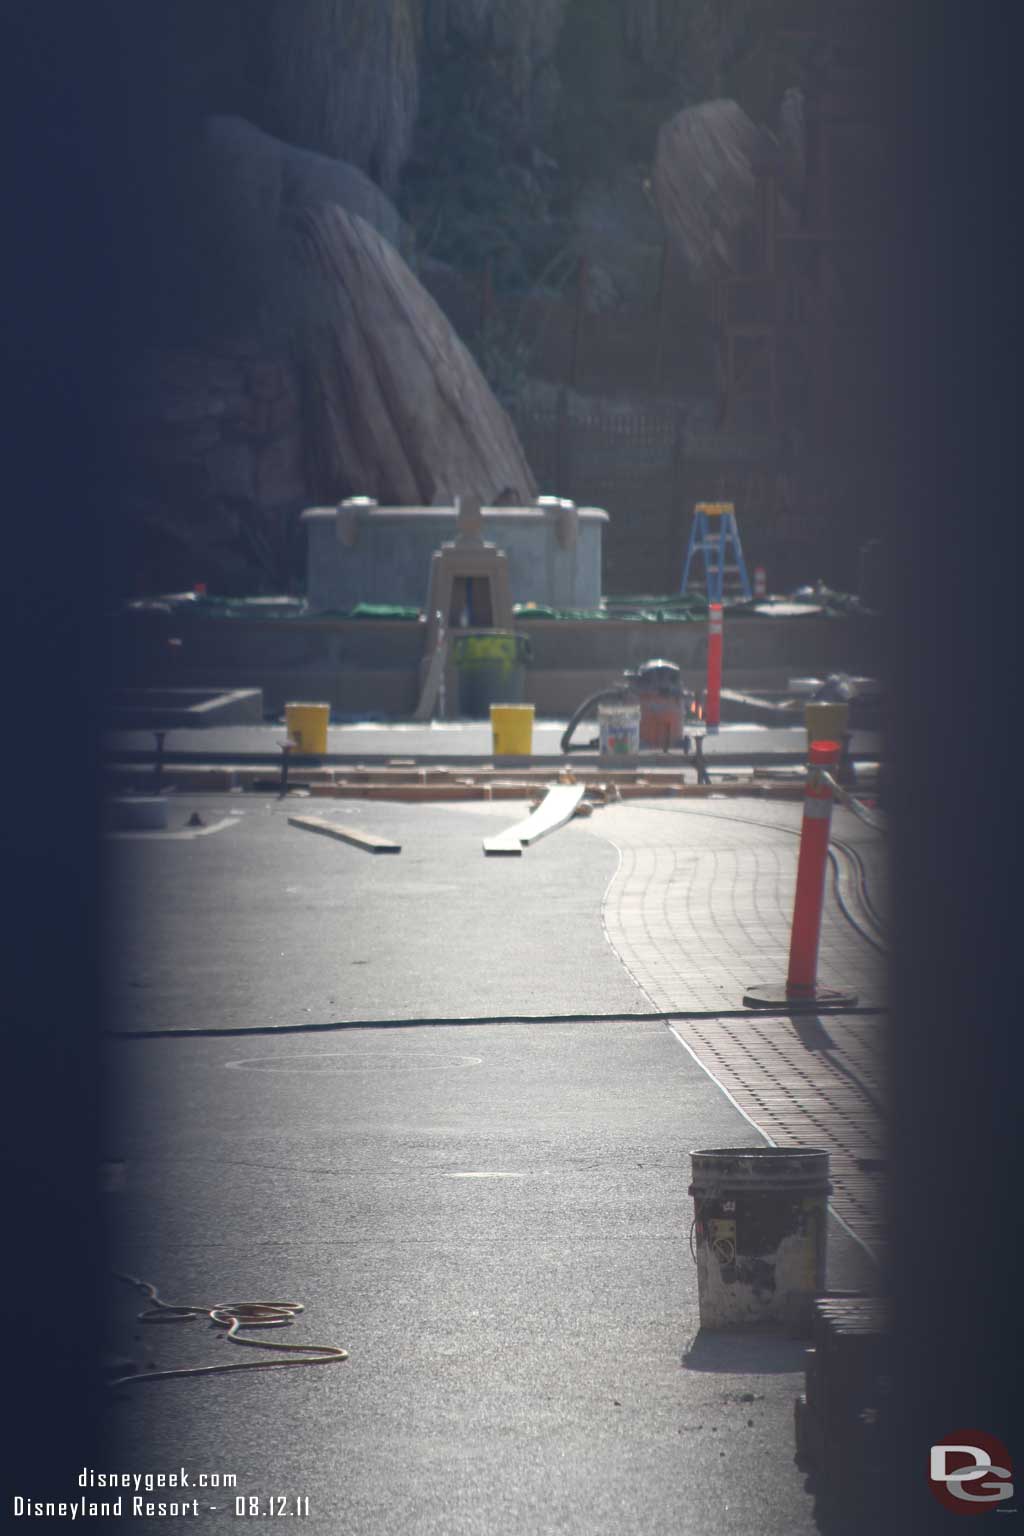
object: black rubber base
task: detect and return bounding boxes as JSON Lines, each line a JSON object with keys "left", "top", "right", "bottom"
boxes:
{"left": 742, "top": 983, "right": 860, "bottom": 1012}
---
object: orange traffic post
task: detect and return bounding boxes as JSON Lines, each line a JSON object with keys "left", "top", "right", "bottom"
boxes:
{"left": 704, "top": 602, "right": 723, "bottom": 733}
{"left": 787, "top": 740, "right": 842, "bottom": 995}
{"left": 743, "top": 740, "right": 859, "bottom": 1011}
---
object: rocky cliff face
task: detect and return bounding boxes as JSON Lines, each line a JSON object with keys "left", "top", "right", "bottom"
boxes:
{"left": 117, "top": 105, "right": 534, "bottom": 594}
{"left": 653, "top": 100, "right": 794, "bottom": 282}
{"left": 260, "top": 0, "right": 421, "bottom": 193}
{"left": 115, "top": 346, "right": 306, "bottom": 595}
{"left": 292, "top": 206, "right": 536, "bottom": 508}
{"left": 111, "top": 0, "right": 815, "bottom": 593}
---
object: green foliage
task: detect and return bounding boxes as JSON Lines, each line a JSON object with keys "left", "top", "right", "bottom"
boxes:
{"left": 550, "top": 0, "right": 804, "bottom": 199}
{"left": 551, "top": 0, "right": 657, "bottom": 190}
{"left": 475, "top": 312, "right": 533, "bottom": 410}
{"left": 398, "top": 0, "right": 809, "bottom": 402}
{"left": 398, "top": 31, "right": 566, "bottom": 294}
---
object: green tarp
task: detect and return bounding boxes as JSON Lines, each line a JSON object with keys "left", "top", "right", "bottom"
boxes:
{"left": 123, "top": 587, "right": 875, "bottom": 623}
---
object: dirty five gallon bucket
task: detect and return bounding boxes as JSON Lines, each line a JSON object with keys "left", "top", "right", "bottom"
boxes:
{"left": 598, "top": 703, "right": 641, "bottom": 759}
{"left": 490, "top": 704, "right": 534, "bottom": 756}
{"left": 285, "top": 701, "right": 330, "bottom": 755}
{"left": 689, "top": 1147, "right": 831, "bottom": 1332}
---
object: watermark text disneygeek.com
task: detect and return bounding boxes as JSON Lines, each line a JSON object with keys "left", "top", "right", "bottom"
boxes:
{"left": 11, "top": 1467, "right": 238, "bottom": 1520}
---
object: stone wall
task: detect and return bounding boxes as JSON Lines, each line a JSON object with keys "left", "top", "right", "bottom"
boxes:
{"left": 117, "top": 344, "right": 309, "bottom": 593}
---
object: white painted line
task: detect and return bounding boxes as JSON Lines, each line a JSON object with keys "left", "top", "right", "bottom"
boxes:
{"left": 447, "top": 1171, "right": 524, "bottom": 1179}
{"left": 105, "top": 817, "right": 241, "bottom": 842}
{"left": 666, "top": 1021, "right": 881, "bottom": 1269}
{"left": 666, "top": 1022, "right": 776, "bottom": 1144}
{"left": 223, "top": 1052, "right": 483, "bottom": 1074}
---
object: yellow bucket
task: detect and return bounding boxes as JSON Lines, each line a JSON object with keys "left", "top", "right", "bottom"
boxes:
{"left": 804, "top": 701, "right": 849, "bottom": 750}
{"left": 490, "top": 703, "right": 534, "bottom": 756}
{"left": 285, "top": 701, "right": 330, "bottom": 755}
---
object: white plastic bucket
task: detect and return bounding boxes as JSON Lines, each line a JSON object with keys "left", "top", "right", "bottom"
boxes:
{"left": 598, "top": 703, "right": 640, "bottom": 758}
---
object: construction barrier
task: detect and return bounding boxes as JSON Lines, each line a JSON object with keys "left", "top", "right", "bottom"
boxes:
{"left": 743, "top": 739, "right": 859, "bottom": 1010}
{"left": 787, "top": 740, "right": 840, "bottom": 995}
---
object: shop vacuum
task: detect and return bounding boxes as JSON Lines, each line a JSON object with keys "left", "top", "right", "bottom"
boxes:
{"left": 559, "top": 659, "right": 701, "bottom": 755}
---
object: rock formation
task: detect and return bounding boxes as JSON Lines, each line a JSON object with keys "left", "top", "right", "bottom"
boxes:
{"left": 204, "top": 115, "right": 406, "bottom": 254}
{"left": 652, "top": 99, "right": 794, "bottom": 282}
{"left": 260, "top": 0, "right": 422, "bottom": 192}
{"left": 291, "top": 204, "right": 537, "bottom": 508}
{"left": 114, "top": 342, "right": 307, "bottom": 594}
{"left": 105, "top": 1, "right": 823, "bottom": 592}
{"left": 197, "top": 115, "right": 408, "bottom": 332}
{"left": 777, "top": 87, "right": 806, "bottom": 210}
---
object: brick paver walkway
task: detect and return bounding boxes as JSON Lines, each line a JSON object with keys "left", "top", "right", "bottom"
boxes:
{"left": 591, "top": 799, "right": 889, "bottom": 1260}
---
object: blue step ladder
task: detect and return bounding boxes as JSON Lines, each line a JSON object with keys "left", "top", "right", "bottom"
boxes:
{"left": 680, "top": 501, "right": 752, "bottom": 603}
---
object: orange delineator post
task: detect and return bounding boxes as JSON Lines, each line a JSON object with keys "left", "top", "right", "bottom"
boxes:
{"left": 786, "top": 740, "right": 840, "bottom": 996}
{"left": 705, "top": 603, "right": 723, "bottom": 731}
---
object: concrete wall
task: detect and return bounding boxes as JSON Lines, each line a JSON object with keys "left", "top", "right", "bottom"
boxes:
{"left": 302, "top": 501, "right": 607, "bottom": 612}
{"left": 112, "top": 610, "right": 882, "bottom": 719}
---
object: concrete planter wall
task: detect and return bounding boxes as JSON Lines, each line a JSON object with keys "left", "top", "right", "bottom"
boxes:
{"left": 301, "top": 500, "right": 608, "bottom": 613}
{"left": 112, "top": 610, "right": 881, "bottom": 719}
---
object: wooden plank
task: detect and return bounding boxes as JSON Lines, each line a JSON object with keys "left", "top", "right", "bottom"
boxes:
{"left": 483, "top": 835, "right": 523, "bottom": 857}
{"left": 519, "top": 785, "right": 585, "bottom": 845}
{"left": 483, "top": 784, "right": 584, "bottom": 856}
{"left": 412, "top": 635, "right": 448, "bottom": 721}
{"left": 287, "top": 815, "right": 401, "bottom": 853}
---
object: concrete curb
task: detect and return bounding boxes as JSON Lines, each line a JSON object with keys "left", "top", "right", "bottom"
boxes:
{"left": 105, "top": 762, "right": 810, "bottom": 802}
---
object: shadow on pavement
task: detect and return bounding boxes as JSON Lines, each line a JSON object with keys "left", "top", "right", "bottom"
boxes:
{"left": 683, "top": 1330, "right": 879, "bottom": 1535}
{"left": 680, "top": 1328, "right": 808, "bottom": 1374}
{"left": 791, "top": 1015, "right": 836, "bottom": 1051}
{"left": 804, "top": 1475, "right": 884, "bottom": 1536}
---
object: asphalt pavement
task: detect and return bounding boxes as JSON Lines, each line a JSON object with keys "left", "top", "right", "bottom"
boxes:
{"left": 99, "top": 788, "right": 885, "bottom": 1534}
{"left": 104, "top": 1019, "right": 853, "bottom": 1536}
{"left": 101, "top": 798, "right": 647, "bottom": 1030}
